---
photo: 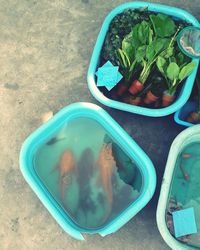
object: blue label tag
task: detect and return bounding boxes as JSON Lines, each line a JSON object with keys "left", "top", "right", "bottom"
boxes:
{"left": 95, "top": 61, "right": 123, "bottom": 90}
{"left": 172, "top": 207, "right": 197, "bottom": 238}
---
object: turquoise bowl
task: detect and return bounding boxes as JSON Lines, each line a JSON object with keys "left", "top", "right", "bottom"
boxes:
{"left": 20, "top": 102, "right": 156, "bottom": 240}
{"left": 87, "top": 2, "right": 199, "bottom": 117}
{"left": 157, "top": 125, "right": 200, "bottom": 250}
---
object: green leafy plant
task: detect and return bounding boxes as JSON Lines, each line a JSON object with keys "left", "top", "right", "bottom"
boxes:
{"left": 100, "top": 8, "right": 194, "bottom": 108}
{"left": 156, "top": 55, "right": 196, "bottom": 95}
{"left": 116, "top": 21, "right": 153, "bottom": 84}
{"left": 149, "top": 14, "right": 176, "bottom": 38}
{"left": 101, "top": 8, "right": 151, "bottom": 65}
{"left": 136, "top": 37, "right": 171, "bottom": 84}
{"left": 135, "top": 14, "right": 177, "bottom": 85}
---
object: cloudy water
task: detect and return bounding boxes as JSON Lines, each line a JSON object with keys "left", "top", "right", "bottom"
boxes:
{"left": 33, "top": 117, "right": 143, "bottom": 229}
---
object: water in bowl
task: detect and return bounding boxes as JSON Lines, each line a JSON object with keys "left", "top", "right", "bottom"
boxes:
{"left": 166, "top": 142, "right": 200, "bottom": 248}
{"left": 33, "top": 117, "right": 143, "bottom": 229}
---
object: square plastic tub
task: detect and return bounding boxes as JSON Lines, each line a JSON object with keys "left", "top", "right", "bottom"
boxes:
{"left": 20, "top": 102, "right": 156, "bottom": 240}
{"left": 174, "top": 101, "right": 199, "bottom": 127}
{"left": 87, "top": 2, "right": 199, "bottom": 117}
{"left": 157, "top": 125, "right": 200, "bottom": 250}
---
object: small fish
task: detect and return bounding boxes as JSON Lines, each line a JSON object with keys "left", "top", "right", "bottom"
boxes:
{"left": 97, "top": 143, "right": 116, "bottom": 205}
{"left": 46, "top": 137, "right": 65, "bottom": 145}
{"left": 180, "top": 165, "right": 190, "bottom": 181}
{"left": 51, "top": 150, "right": 76, "bottom": 202}
{"left": 182, "top": 153, "right": 191, "bottom": 159}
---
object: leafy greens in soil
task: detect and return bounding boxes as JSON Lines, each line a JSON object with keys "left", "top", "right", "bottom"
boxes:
{"left": 101, "top": 8, "right": 189, "bottom": 67}
{"left": 100, "top": 8, "right": 193, "bottom": 107}
{"left": 101, "top": 8, "right": 150, "bottom": 65}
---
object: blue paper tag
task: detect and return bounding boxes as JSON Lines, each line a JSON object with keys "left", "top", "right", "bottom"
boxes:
{"left": 95, "top": 61, "right": 123, "bottom": 90}
{"left": 172, "top": 207, "right": 197, "bottom": 238}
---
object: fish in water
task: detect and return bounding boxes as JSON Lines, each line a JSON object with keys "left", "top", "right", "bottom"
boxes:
{"left": 180, "top": 165, "right": 190, "bottom": 181}
{"left": 97, "top": 143, "right": 116, "bottom": 205}
{"left": 182, "top": 153, "right": 191, "bottom": 159}
{"left": 46, "top": 137, "right": 65, "bottom": 145}
{"left": 103, "top": 135, "right": 136, "bottom": 185}
{"left": 51, "top": 150, "right": 76, "bottom": 202}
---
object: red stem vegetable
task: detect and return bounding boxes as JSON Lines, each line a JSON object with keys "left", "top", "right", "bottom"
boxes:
{"left": 116, "top": 81, "right": 129, "bottom": 96}
{"left": 162, "top": 92, "right": 175, "bottom": 107}
{"left": 143, "top": 90, "right": 159, "bottom": 104}
{"left": 123, "top": 95, "right": 142, "bottom": 106}
{"left": 128, "top": 80, "right": 144, "bottom": 95}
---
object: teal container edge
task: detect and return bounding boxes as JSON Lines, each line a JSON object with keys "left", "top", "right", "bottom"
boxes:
{"left": 156, "top": 125, "right": 200, "bottom": 250}
{"left": 87, "top": 1, "right": 200, "bottom": 117}
{"left": 20, "top": 102, "right": 156, "bottom": 240}
{"left": 174, "top": 101, "right": 198, "bottom": 127}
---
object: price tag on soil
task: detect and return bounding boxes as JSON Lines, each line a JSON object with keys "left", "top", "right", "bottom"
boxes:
{"left": 95, "top": 61, "right": 122, "bottom": 90}
{"left": 172, "top": 207, "right": 197, "bottom": 238}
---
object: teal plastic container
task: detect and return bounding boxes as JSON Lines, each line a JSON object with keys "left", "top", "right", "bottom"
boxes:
{"left": 87, "top": 2, "right": 199, "bottom": 117}
{"left": 174, "top": 101, "right": 199, "bottom": 127}
{"left": 157, "top": 125, "right": 200, "bottom": 250}
{"left": 20, "top": 102, "right": 156, "bottom": 240}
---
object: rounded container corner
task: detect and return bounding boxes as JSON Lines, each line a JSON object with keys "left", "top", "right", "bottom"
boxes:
{"left": 156, "top": 125, "right": 200, "bottom": 250}
{"left": 87, "top": 2, "right": 200, "bottom": 117}
{"left": 19, "top": 102, "right": 157, "bottom": 239}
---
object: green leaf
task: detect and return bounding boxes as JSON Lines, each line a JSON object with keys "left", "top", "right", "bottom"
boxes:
{"left": 154, "top": 38, "right": 170, "bottom": 54}
{"left": 156, "top": 56, "right": 167, "bottom": 74}
{"left": 131, "top": 21, "right": 153, "bottom": 46}
{"left": 163, "top": 47, "right": 174, "bottom": 58}
{"left": 146, "top": 43, "right": 155, "bottom": 61}
{"left": 177, "top": 52, "right": 185, "bottom": 65}
{"left": 137, "top": 21, "right": 153, "bottom": 45}
{"left": 148, "top": 28, "right": 153, "bottom": 44}
{"left": 123, "top": 51, "right": 131, "bottom": 67}
{"left": 116, "top": 49, "right": 125, "bottom": 67}
{"left": 179, "top": 62, "right": 197, "bottom": 81}
{"left": 135, "top": 45, "right": 146, "bottom": 62}
{"left": 131, "top": 23, "right": 141, "bottom": 47}
{"left": 176, "top": 52, "right": 190, "bottom": 67}
{"left": 150, "top": 14, "right": 176, "bottom": 38}
{"left": 122, "top": 35, "right": 135, "bottom": 62}
{"left": 170, "top": 57, "right": 177, "bottom": 63}
{"left": 116, "top": 49, "right": 130, "bottom": 68}
{"left": 166, "top": 62, "right": 180, "bottom": 81}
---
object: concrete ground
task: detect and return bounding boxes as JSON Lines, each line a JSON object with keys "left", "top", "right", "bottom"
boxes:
{"left": 0, "top": 0, "right": 199, "bottom": 249}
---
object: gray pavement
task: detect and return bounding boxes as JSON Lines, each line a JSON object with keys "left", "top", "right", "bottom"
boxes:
{"left": 0, "top": 0, "right": 199, "bottom": 249}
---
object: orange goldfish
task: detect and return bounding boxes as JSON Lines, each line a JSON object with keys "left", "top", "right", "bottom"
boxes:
{"left": 52, "top": 150, "right": 76, "bottom": 202}
{"left": 97, "top": 143, "right": 116, "bottom": 205}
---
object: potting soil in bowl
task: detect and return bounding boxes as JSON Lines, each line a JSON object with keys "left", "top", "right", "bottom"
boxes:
{"left": 33, "top": 117, "right": 142, "bottom": 229}
{"left": 166, "top": 140, "right": 200, "bottom": 248}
